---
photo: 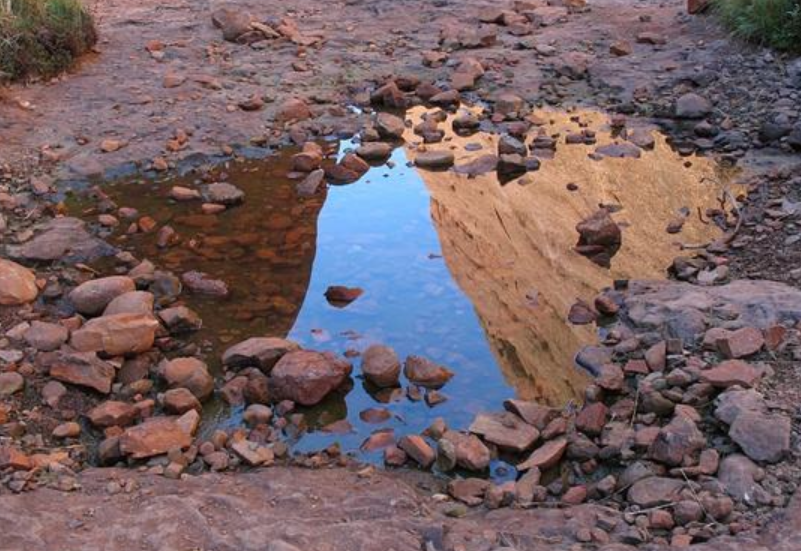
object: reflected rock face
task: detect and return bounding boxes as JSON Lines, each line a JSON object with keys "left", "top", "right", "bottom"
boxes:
{"left": 406, "top": 107, "right": 738, "bottom": 406}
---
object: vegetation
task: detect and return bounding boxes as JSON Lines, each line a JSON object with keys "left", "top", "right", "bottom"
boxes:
{"left": 715, "top": 0, "right": 801, "bottom": 51}
{"left": 0, "top": 0, "right": 96, "bottom": 81}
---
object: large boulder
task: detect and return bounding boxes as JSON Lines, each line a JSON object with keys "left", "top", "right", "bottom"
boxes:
{"left": 70, "top": 314, "right": 159, "bottom": 356}
{"left": 270, "top": 350, "right": 352, "bottom": 406}
{"left": 69, "top": 276, "right": 136, "bottom": 316}
{"left": 0, "top": 259, "right": 38, "bottom": 305}
{"left": 222, "top": 337, "right": 299, "bottom": 372}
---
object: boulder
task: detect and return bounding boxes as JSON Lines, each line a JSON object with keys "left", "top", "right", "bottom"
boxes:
{"left": 0, "top": 259, "right": 38, "bottom": 305}
{"left": 69, "top": 276, "right": 136, "bottom": 316}
{"left": 23, "top": 321, "right": 69, "bottom": 352}
{"left": 222, "top": 337, "right": 300, "bottom": 372}
{"left": 270, "top": 350, "right": 352, "bottom": 406}
{"left": 403, "top": 355, "right": 454, "bottom": 388}
{"left": 375, "top": 113, "right": 406, "bottom": 140}
{"left": 517, "top": 437, "right": 567, "bottom": 471}
{"left": 469, "top": 412, "right": 539, "bottom": 452}
{"left": 729, "top": 411, "right": 791, "bottom": 463}
{"left": 441, "top": 430, "right": 491, "bottom": 470}
{"left": 87, "top": 401, "right": 138, "bottom": 427}
{"left": 628, "top": 477, "right": 684, "bottom": 507}
{"left": 675, "top": 93, "right": 712, "bottom": 119}
{"left": 7, "top": 217, "right": 115, "bottom": 264}
{"left": 648, "top": 415, "right": 706, "bottom": 466}
{"left": 161, "top": 357, "right": 214, "bottom": 401}
{"left": 361, "top": 344, "right": 401, "bottom": 388}
{"left": 103, "top": 291, "right": 155, "bottom": 316}
{"left": 700, "top": 360, "right": 764, "bottom": 388}
{"left": 119, "top": 412, "right": 197, "bottom": 459}
{"left": 70, "top": 313, "right": 159, "bottom": 356}
{"left": 398, "top": 434, "right": 435, "bottom": 468}
{"left": 49, "top": 350, "right": 116, "bottom": 394}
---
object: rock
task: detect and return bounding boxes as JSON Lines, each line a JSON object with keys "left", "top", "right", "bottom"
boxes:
{"left": 181, "top": 271, "right": 229, "bottom": 297}
{"left": 717, "top": 327, "right": 764, "bottom": 358}
{"left": 649, "top": 415, "right": 706, "bottom": 466}
{"left": 596, "top": 363, "right": 625, "bottom": 392}
{"left": 448, "top": 478, "right": 490, "bottom": 506}
{"left": 673, "top": 500, "right": 704, "bottom": 525}
{"left": 494, "top": 93, "right": 525, "bottom": 117}
{"left": 403, "top": 356, "right": 454, "bottom": 388}
{"left": 0, "top": 372, "right": 24, "bottom": 396}
{"left": 441, "top": 430, "right": 490, "bottom": 470}
{"left": 0, "top": 446, "right": 32, "bottom": 470}
{"left": 700, "top": 360, "right": 764, "bottom": 388}
{"left": 161, "top": 357, "right": 214, "bottom": 401}
{"left": 103, "top": 291, "right": 154, "bottom": 316}
{"left": 575, "top": 209, "right": 621, "bottom": 267}
{"left": 119, "top": 413, "right": 197, "bottom": 459}
{"left": 714, "top": 388, "right": 767, "bottom": 425}
{"left": 52, "top": 422, "right": 81, "bottom": 439}
{"left": 211, "top": 7, "right": 252, "bottom": 41}
{"left": 398, "top": 434, "right": 435, "bottom": 468}
{"left": 49, "top": 351, "right": 116, "bottom": 394}
{"left": 576, "top": 402, "right": 608, "bottom": 436}
{"left": 296, "top": 169, "right": 326, "bottom": 197}
{"left": 69, "top": 276, "right": 136, "bottom": 316}
{"left": 12, "top": 218, "right": 110, "bottom": 265}
{"left": 243, "top": 404, "right": 273, "bottom": 425}
{"left": 270, "top": 350, "right": 351, "bottom": 406}
{"left": 562, "top": 485, "right": 587, "bottom": 505}
{"left": 88, "top": 401, "right": 138, "bottom": 427}
{"left": 718, "top": 454, "right": 764, "bottom": 503}
{"left": 230, "top": 439, "right": 274, "bottom": 466}
{"left": 324, "top": 286, "right": 363, "bottom": 306}
{"left": 158, "top": 306, "right": 203, "bottom": 333}
{"left": 361, "top": 345, "right": 401, "bottom": 388}
{"left": 568, "top": 300, "right": 597, "bottom": 325}
{"left": 356, "top": 142, "right": 392, "bottom": 161}
{"left": 163, "top": 388, "right": 202, "bottom": 414}
{"left": 503, "top": 400, "right": 560, "bottom": 429}
{"left": 71, "top": 313, "right": 159, "bottom": 356}
{"left": 375, "top": 113, "right": 406, "bottom": 140}
{"left": 24, "top": 321, "right": 68, "bottom": 352}
{"left": 469, "top": 412, "right": 539, "bottom": 452}
{"left": 275, "top": 98, "right": 312, "bottom": 123}
{"left": 594, "top": 143, "right": 641, "bottom": 159}
{"left": 517, "top": 437, "right": 567, "bottom": 471}
{"left": 414, "top": 150, "right": 455, "bottom": 170}
{"left": 202, "top": 183, "right": 244, "bottom": 206}
{"left": 485, "top": 482, "right": 516, "bottom": 509}
{"left": 675, "top": 93, "right": 712, "bottom": 119}
{"left": 169, "top": 186, "right": 201, "bottom": 202}
{"left": 610, "top": 41, "right": 632, "bottom": 56}
{"left": 0, "top": 259, "right": 38, "bottom": 305}
{"left": 729, "top": 411, "right": 791, "bottom": 463}
{"left": 222, "top": 337, "right": 299, "bottom": 372}
{"left": 628, "top": 477, "right": 684, "bottom": 507}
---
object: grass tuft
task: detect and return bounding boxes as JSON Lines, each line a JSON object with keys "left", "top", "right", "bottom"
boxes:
{"left": 714, "top": 0, "right": 801, "bottom": 52}
{"left": 0, "top": 0, "right": 97, "bottom": 81}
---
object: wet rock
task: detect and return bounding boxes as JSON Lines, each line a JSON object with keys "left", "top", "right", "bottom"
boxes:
{"left": 24, "top": 321, "right": 68, "bottom": 352}
{"left": 71, "top": 313, "right": 159, "bottom": 356}
{"left": 119, "top": 412, "right": 197, "bottom": 459}
{"left": 297, "top": 169, "right": 325, "bottom": 197}
{"left": 49, "top": 351, "right": 116, "bottom": 394}
{"left": 356, "top": 142, "right": 392, "bottom": 161}
{"left": 158, "top": 306, "right": 202, "bottom": 333}
{"left": 441, "top": 430, "right": 491, "bottom": 470}
{"left": 324, "top": 285, "right": 363, "bottom": 306}
{"left": 414, "top": 150, "right": 455, "bottom": 170}
{"left": 469, "top": 412, "right": 539, "bottom": 452}
{"left": 7, "top": 217, "right": 115, "bottom": 264}
{"left": 275, "top": 98, "right": 312, "bottom": 123}
{"left": 69, "top": 276, "right": 136, "bottom": 316}
{"left": 675, "top": 93, "right": 712, "bottom": 119}
{"left": 517, "top": 437, "right": 567, "bottom": 471}
{"left": 0, "top": 372, "right": 24, "bottom": 396}
{"left": 163, "top": 388, "right": 202, "bottom": 414}
{"left": 371, "top": 81, "right": 408, "bottom": 109}
{"left": 398, "top": 434, "right": 435, "bottom": 468}
{"left": 648, "top": 415, "right": 706, "bottom": 466}
{"left": 243, "top": 404, "right": 273, "bottom": 426}
{"left": 0, "top": 259, "right": 38, "bottom": 305}
{"left": 700, "top": 360, "right": 764, "bottom": 388}
{"left": 230, "top": 439, "right": 274, "bottom": 466}
{"left": 161, "top": 357, "right": 214, "bottom": 401}
{"left": 270, "top": 350, "right": 352, "bottom": 406}
{"left": 453, "top": 154, "right": 498, "bottom": 176}
{"left": 181, "top": 271, "right": 229, "bottom": 297}
{"left": 88, "top": 401, "right": 138, "bottom": 427}
{"left": 729, "top": 411, "right": 791, "bottom": 463}
{"left": 103, "top": 291, "right": 154, "bottom": 316}
{"left": 628, "top": 477, "right": 684, "bottom": 507}
{"left": 202, "top": 182, "right": 244, "bottom": 206}
{"left": 292, "top": 142, "right": 324, "bottom": 172}
{"left": 430, "top": 90, "right": 461, "bottom": 108}
{"left": 222, "top": 337, "right": 299, "bottom": 372}
{"left": 375, "top": 113, "right": 406, "bottom": 140}
{"left": 361, "top": 344, "right": 401, "bottom": 388}
{"left": 403, "top": 355, "right": 454, "bottom": 388}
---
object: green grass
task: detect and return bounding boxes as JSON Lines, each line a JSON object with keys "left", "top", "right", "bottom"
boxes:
{"left": 0, "top": 0, "right": 96, "bottom": 81}
{"left": 715, "top": 0, "right": 801, "bottom": 52}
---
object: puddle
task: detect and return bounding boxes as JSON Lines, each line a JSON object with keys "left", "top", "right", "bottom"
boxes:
{"left": 67, "top": 107, "right": 738, "bottom": 471}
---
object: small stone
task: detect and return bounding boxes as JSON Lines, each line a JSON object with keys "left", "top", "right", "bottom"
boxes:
{"left": 0, "top": 372, "right": 24, "bottom": 396}
{"left": 398, "top": 435, "right": 435, "bottom": 468}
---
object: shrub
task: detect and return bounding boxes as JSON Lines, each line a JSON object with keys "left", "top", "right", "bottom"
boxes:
{"left": 715, "top": 0, "right": 801, "bottom": 52}
{"left": 0, "top": 0, "right": 97, "bottom": 81}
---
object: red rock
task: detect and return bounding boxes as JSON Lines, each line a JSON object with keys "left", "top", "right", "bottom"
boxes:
{"left": 576, "top": 402, "right": 608, "bottom": 436}
{"left": 610, "top": 41, "right": 632, "bottom": 56}
{"left": 717, "top": 327, "right": 764, "bottom": 359}
{"left": 645, "top": 341, "right": 667, "bottom": 371}
{"left": 568, "top": 300, "right": 597, "bottom": 325}
{"left": 275, "top": 98, "right": 312, "bottom": 123}
{"left": 119, "top": 412, "right": 197, "bottom": 459}
{"left": 700, "top": 360, "right": 764, "bottom": 388}
{"left": 503, "top": 399, "right": 559, "bottom": 429}
{"left": 448, "top": 478, "right": 490, "bottom": 506}
{"left": 71, "top": 313, "right": 159, "bottom": 356}
{"left": 291, "top": 142, "right": 324, "bottom": 172}
{"left": 628, "top": 477, "right": 684, "bottom": 507}
{"left": 161, "top": 357, "right": 214, "bottom": 401}
{"left": 469, "top": 412, "right": 539, "bottom": 452}
{"left": 0, "top": 259, "right": 38, "bottom": 305}
{"left": 181, "top": 271, "right": 229, "bottom": 297}
{"left": 375, "top": 113, "right": 406, "bottom": 140}
{"left": 270, "top": 350, "right": 352, "bottom": 406}
{"left": 648, "top": 415, "right": 706, "bottom": 466}
{"left": 324, "top": 285, "right": 363, "bottom": 307}
{"left": 594, "top": 294, "right": 620, "bottom": 316}
{"left": 398, "top": 435, "right": 435, "bottom": 468}
{"left": 0, "top": 446, "right": 32, "bottom": 470}
{"left": 49, "top": 351, "right": 116, "bottom": 394}
{"left": 596, "top": 363, "right": 625, "bottom": 392}
{"left": 764, "top": 325, "right": 787, "bottom": 351}
{"left": 359, "top": 407, "right": 392, "bottom": 424}
{"left": 403, "top": 356, "right": 454, "bottom": 388}
{"left": 361, "top": 429, "right": 395, "bottom": 452}
{"left": 517, "top": 437, "right": 568, "bottom": 471}
{"left": 24, "top": 321, "right": 69, "bottom": 352}
{"left": 69, "top": 276, "right": 136, "bottom": 315}
{"left": 169, "top": 186, "right": 201, "bottom": 201}
{"left": 230, "top": 439, "right": 274, "bottom": 466}
{"left": 371, "top": 81, "right": 407, "bottom": 108}
{"left": 222, "top": 337, "right": 299, "bottom": 372}
{"left": 562, "top": 485, "right": 587, "bottom": 504}
{"left": 88, "top": 401, "right": 139, "bottom": 427}
{"left": 361, "top": 345, "right": 401, "bottom": 388}
{"left": 163, "top": 388, "right": 202, "bottom": 414}
{"left": 441, "top": 430, "right": 490, "bottom": 471}
{"left": 383, "top": 445, "right": 407, "bottom": 466}
{"left": 729, "top": 411, "right": 791, "bottom": 463}
{"left": 103, "top": 291, "right": 154, "bottom": 316}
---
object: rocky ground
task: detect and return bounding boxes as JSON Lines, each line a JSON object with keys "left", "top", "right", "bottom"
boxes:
{"left": 2, "top": 0, "right": 801, "bottom": 549}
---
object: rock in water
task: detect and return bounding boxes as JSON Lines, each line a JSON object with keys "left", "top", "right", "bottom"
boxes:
{"left": 361, "top": 344, "right": 401, "bottom": 388}
{"left": 270, "top": 350, "right": 352, "bottom": 405}
{"left": 403, "top": 356, "right": 454, "bottom": 388}
{"left": 69, "top": 276, "right": 136, "bottom": 315}
{"left": 7, "top": 217, "right": 116, "bottom": 263}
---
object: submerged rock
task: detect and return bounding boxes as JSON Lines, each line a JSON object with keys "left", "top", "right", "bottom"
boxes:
{"left": 7, "top": 217, "right": 116, "bottom": 264}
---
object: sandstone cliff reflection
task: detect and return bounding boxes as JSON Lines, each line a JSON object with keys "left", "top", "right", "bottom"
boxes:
{"left": 405, "top": 107, "right": 738, "bottom": 404}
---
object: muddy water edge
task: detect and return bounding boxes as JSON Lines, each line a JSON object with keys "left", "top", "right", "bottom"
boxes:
{"left": 63, "top": 107, "right": 740, "bottom": 478}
